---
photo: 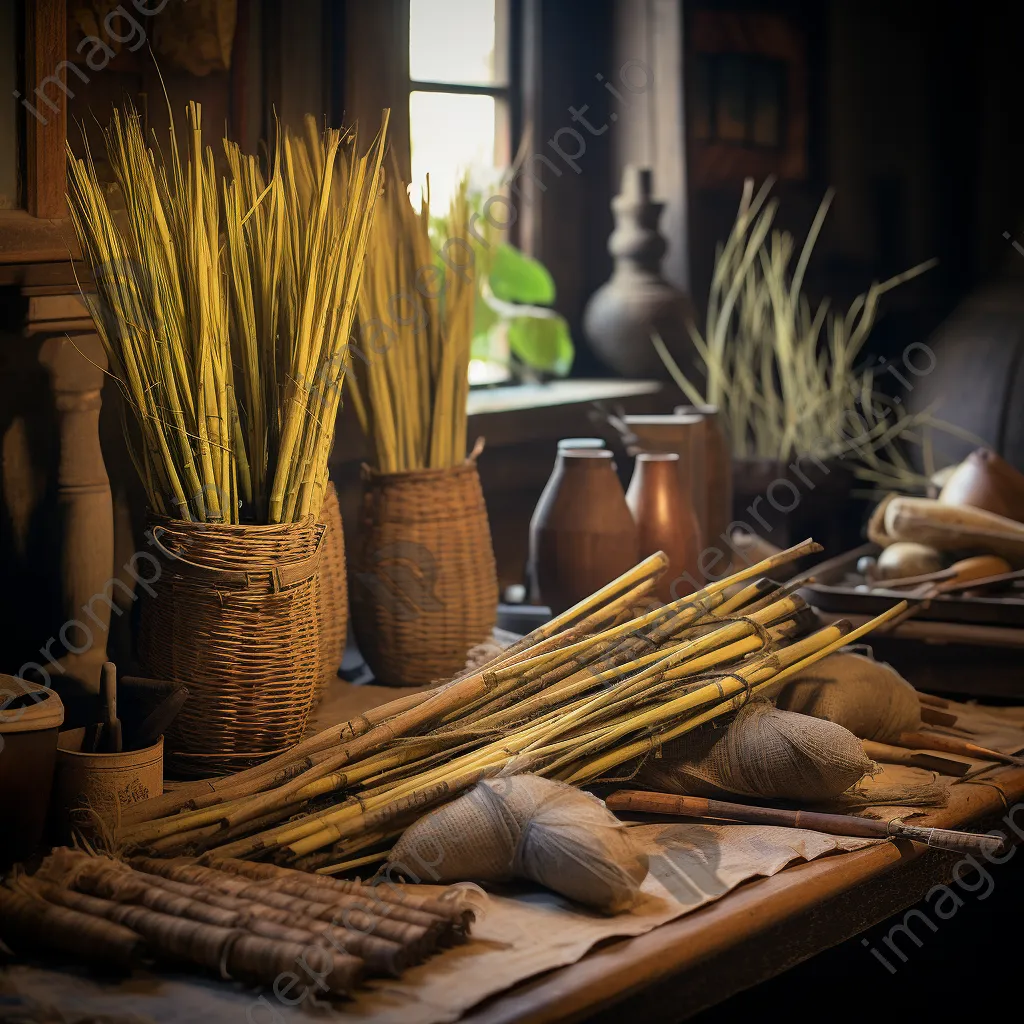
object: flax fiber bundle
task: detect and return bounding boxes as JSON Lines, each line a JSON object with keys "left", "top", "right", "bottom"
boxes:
{"left": 388, "top": 775, "right": 648, "bottom": 913}
{"left": 775, "top": 651, "right": 921, "bottom": 742}
{"left": 637, "top": 700, "right": 873, "bottom": 802}
{"left": 112, "top": 542, "right": 912, "bottom": 875}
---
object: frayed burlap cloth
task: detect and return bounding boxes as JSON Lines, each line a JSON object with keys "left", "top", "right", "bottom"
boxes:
{"left": 636, "top": 699, "right": 873, "bottom": 802}
{"left": 776, "top": 651, "right": 921, "bottom": 742}
{"left": 389, "top": 775, "right": 648, "bottom": 913}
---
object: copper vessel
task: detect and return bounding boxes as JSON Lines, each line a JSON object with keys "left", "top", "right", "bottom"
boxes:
{"left": 627, "top": 452, "right": 702, "bottom": 600}
{"left": 675, "top": 405, "right": 733, "bottom": 556}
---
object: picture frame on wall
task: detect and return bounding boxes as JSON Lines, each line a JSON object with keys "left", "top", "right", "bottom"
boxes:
{"left": 687, "top": 9, "right": 808, "bottom": 187}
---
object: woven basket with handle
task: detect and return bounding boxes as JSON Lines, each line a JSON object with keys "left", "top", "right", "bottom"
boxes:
{"left": 316, "top": 482, "right": 348, "bottom": 696}
{"left": 350, "top": 458, "right": 498, "bottom": 686}
{"left": 138, "top": 516, "right": 325, "bottom": 777}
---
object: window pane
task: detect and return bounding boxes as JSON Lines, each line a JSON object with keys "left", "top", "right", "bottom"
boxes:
{"left": 410, "top": 91, "right": 496, "bottom": 210}
{"left": 409, "top": 0, "right": 502, "bottom": 86}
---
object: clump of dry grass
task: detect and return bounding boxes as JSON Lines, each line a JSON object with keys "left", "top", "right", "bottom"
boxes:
{"left": 653, "top": 178, "right": 976, "bottom": 489}
{"left": 346, "top": 166, "right": 476, "bottom": 472}
{"left": 67, "top": 95, "right": 388, "bottom": 523}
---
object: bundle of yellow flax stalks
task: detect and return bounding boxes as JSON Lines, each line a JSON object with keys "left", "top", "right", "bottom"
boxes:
{"left": 110, "top": 539, "right": 907, "bottom": 875}
{"left": 0, "top": 849, "right": 472, "bottom": 995}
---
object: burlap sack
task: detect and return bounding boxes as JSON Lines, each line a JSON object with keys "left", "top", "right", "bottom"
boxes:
{"left": 388, "top": 775, "right": 648, "bottom": 913}
{"left": 637, "top": 699, "right": 874, "bottom": 802}
{"left": 775, "top": 651, "right": 921, "bottom": 742}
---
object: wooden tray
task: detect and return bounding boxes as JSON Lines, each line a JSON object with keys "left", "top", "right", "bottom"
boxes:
{"left": 797, "top": 543, "right": 1024, "bottom": 628}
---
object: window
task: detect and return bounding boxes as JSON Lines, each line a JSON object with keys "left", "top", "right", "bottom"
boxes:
{"left": 407, "top": 0, "right": 514, "bottom": 384}
{"left": 407, "top": 0, "right": 511, "bottom": 210}
{"left": 691, "top": 52, "right": 785, "bottom": 149}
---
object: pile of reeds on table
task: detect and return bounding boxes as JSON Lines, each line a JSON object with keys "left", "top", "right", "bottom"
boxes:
{"left": 1, "top": 849, "right": 471, "bottom": 995}
{"left": 66, "top": 102, "right": 388, "bottom": 524}
{"left": 112, "top": 539, "right": 907, "bottom": 874}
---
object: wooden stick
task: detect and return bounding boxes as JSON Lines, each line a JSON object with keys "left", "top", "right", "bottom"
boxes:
{"left": 895, "top": 731, "right": 1024, "bottom": 767}
{"left": 605, "top": 790, "right": 1007, "bottom": 858}
{"left": 861, "top": 739, "right": 970, "bottom": 777}
{"left": 0, "top": 885, "right": 144, "bottom": 969}
{"left": 919, "top": 707, "right": 959, "bottom": 728}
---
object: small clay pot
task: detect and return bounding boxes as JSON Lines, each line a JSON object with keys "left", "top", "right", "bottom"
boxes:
{"left": 530, "top": 449, "right": 640, "bottom": 614}
{"left": 940, "top": 448, "right": 1024, "bottom": 523}
{"left": 626, "top": 453, "right": 702, "bottom": 599}
{"left": 0, "top": 678, "right": 64, "bottom": 866}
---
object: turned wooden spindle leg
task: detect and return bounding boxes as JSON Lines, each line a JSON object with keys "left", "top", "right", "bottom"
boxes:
{"left": 39, "top": 333, "right": 114, "bottom": 694}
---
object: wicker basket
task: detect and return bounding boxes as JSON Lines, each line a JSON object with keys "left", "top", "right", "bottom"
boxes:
{"left": 350, "top": 458, "right": 498, "bottom": 686}
{"left": 138, "top": 516, "right": 325, "bottom": 777}
{"left": 316, "top": 483, "right": 349, "bottom": 695}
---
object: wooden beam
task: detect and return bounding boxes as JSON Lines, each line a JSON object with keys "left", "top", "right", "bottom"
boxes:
{"left": 0, "top": 210, "right": 78, "bottom": 264}
{"left": 344, "top": 0, "right": 410, "bottom": 179}
{"left": 24, "top": 0, "right": 68, "bottom": 220}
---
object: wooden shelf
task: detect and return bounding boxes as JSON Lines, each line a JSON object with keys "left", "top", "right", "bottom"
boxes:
{"left": 0, "top": 211, "right": 79, "bottom": 267}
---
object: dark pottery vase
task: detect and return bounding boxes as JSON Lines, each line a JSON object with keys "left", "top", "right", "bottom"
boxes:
{"left": 582, "top": 166, "right": 695, "bottom": 379}
{"left": 530, "top": 449, "right": 640, "bottom": 614}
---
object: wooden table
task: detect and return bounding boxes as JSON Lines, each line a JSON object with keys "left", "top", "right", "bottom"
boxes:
{"left": 461, "top": 767, "right": 1024, "bottom": 1023}
{"left": 308, "top": 681, "right": 1024, "bottom": 1022}
{"left": 11, "top": 683, "right": 1016, "bottom": 1022}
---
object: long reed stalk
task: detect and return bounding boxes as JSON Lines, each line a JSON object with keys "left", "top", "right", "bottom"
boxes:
{"left": 67, "top": 100, "right": 388, "bottom": 524}
{"left": 347, "top": 166, "right": 476, "bottom": 471}
{"left": 116, "top": 540, "right": 906, "bottom": 871}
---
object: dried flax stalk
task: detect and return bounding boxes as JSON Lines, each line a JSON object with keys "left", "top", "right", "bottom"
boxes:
{"left": 347, "top": 162, "right": 476, "bottom": 472}
{"left": 67, "top": 96, "right": 388, "bottom": 524}
{"left": 113, "top": 539, "right": 908, "bottom": 873}
{"left": 1, "top": 845, "right": 479, "bottom": 991}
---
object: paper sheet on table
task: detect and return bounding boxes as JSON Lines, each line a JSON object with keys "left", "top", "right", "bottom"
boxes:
{"left": 1, "top": 824, "right": 878, "bottom": 1024}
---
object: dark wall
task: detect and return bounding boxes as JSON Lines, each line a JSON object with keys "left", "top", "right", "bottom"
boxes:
{"left": 684, "top": 0, "right": 1024, "bottom": 368}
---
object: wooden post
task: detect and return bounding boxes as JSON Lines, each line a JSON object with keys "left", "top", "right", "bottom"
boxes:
{"left": 38, "top": 332, "right": 113, "bottom": 693}
{"left": 343, "top": 0, "right": 411, "bottom": 181}
{"left": 24, "top": 0, "right": 68, "bottom": 220}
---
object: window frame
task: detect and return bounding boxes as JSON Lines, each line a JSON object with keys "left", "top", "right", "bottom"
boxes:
{"left": 406, "top": 0, "right": 521, "bottom": 206}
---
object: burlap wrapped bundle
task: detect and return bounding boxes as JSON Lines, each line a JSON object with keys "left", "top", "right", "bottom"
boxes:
{"left": 637, "top": 699, "right": 874, "bottom": 802}
{"left": 775, "top": 651, "right": 921, "bottom": 742}
{"left": 388, "top": 775, "right": 648, "bottom": 913}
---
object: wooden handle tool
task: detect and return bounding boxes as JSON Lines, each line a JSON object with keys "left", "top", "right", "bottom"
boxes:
{"left": 896, "top": 730, "right": 1024, "bottom": 767}
{"left": 101, "top": 661, "right": 122, "bottom": 754}
{"left": 132, "top": 686, "right": 189, "bottom": 750}
{"left": 880, "top": 556, "right": 1013, "bottom": 631}
{"left": 862, "top": 739, "right": 970, "bottom": 777}
{"left": 875, "top": 556, "right": 1013, "bottom": 593}
{"left": 605, "top": 790, "right": 1008, "bottom": 858}
{"left": 919, "top": 706, "right": 960, "bottom": 728}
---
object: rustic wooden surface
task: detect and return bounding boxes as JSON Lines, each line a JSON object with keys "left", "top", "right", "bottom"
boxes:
{"left": 0, "top": 212, "right": 79, "bottom": 265}
{"left": 24, "top": 0, "right": 67, "bottom": 220}
{"left": 460, "top": 768, "right": 1024, "bottom": 1023}
{"left": 304, "top": 680, "right": 1024, "bottom": 1022}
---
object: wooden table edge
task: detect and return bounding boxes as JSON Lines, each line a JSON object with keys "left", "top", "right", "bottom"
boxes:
{"left": 463, "top": 766, "right": 1024, "bottom": 1024}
